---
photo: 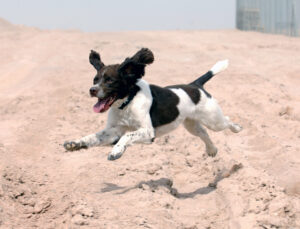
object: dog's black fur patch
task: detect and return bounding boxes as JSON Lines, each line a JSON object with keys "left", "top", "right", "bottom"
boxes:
{"left": 167, "top": 84, "right": 200, "bottom": 104}
{"left": 149, "top": 85, "right": 180, "bottom": 128}
{"left": 119, "top": 85, "right": 140, "bottom": 110}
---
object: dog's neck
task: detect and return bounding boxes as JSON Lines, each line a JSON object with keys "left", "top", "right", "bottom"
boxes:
{"left": 110, "top": 84, "right": 140, "bottom": 111}
{"left": 118, "top": 84, "right": 140, "bottom": 110}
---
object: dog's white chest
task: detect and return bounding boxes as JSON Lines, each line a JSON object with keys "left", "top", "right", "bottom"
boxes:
{"left": 114, "top": 107, "right": 142, "bottom": 128}
{"left": 108, "top": 80, "right": 153, "bottom": 130}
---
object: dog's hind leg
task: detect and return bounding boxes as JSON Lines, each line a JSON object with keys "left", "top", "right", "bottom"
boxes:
{"left": 199, "top": 98, "right": 242, "bottom": 133}
{"left": 204, "top": 114, "right": 242, "bottom": 133}
{"left": 184, "top": 118, "right": 218, "bottom": 157}
{"left": 63, "top": 127, "right": 125, "bottom": 151}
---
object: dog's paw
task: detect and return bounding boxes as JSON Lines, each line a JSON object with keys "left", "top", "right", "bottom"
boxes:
{"left": 107, "top": 153, "right": 122, "bottom": 161}
{"left": 206, "top": 146, "right": 218, "bottom": 157}
{"left": 230, "top": 123, "right": 243, "bottom": 133}
{"left": 63, "top": 141, "right": 87, "bottom": 151}
{"left": 108, "top": 145, "right": 126, "bottom": 161}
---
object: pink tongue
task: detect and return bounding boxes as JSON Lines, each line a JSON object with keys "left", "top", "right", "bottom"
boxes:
{"left": 93, "top": 99, "right": 107, "bottom": 113}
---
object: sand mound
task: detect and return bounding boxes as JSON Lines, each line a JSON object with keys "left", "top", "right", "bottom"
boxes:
{"left": 0, "top": 19, "right": 299, "bottom": 228}
{"left": 0, "top": 18, "right": 15, "bottom": 30}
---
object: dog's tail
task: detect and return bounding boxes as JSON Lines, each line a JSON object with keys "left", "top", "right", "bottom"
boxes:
{"left": 190, "top": 59, "right": 229, "bottom": 87}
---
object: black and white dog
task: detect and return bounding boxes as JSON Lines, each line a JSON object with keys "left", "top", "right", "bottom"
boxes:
{"left": 64, "top": 48, "right": 242, "bottom": 160}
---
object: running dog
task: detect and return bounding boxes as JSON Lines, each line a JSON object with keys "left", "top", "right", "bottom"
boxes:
{"left": 64, "top": 48, "right": 242, "bottom": 160}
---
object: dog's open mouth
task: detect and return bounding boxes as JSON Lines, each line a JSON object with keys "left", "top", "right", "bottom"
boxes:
{"left": 93, "top": 95, "right": 116, "bottom": 113}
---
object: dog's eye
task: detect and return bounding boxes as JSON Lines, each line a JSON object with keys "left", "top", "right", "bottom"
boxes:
{"left": 104, "top": 77, "right": 113, "bottom": 83}
{"left": 93, "top": 77, "right": 99, "bottom": 84}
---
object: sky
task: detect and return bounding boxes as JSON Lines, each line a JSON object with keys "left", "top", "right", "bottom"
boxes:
{"left": 0, "top": 0, "right": 236, "bottom": 32}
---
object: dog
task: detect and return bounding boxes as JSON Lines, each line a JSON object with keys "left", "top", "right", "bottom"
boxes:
{"left": 63, "top": 48, "right": 242, "bottom": 160}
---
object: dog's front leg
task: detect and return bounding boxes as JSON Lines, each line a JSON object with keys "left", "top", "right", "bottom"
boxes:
{"left": 64, "top": 127, "right": 123, "bottom": 151}
{"left": 108, "top": 128, "right": 154, "bottom": 161}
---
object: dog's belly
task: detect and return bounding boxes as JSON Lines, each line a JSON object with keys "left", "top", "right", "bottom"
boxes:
{"left": 154, "top": 116, "right": 185, "bottom": 137}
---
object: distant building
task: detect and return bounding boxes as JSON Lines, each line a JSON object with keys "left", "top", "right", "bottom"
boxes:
{"left": 236, "top": 0, "right": 300, "bottom": 36}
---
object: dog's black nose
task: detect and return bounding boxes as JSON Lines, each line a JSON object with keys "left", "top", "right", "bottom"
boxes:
{"left": 90, "top": 87, "right": 98, "bottom": 97}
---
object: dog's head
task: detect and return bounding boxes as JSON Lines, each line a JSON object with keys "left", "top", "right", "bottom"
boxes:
{"left": 89, "top": 48, "right": 154, "bottom": 113}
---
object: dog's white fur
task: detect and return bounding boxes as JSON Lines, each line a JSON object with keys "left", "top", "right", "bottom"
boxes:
{"left": 66, "top": 60, "right": 241, "bottom": 160}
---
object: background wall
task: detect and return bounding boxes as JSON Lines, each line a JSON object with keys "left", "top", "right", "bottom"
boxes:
{"left": 236, "top": 0, "right": 300, "bottom": 36}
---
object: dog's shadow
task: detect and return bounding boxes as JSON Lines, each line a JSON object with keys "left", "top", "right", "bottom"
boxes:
{"left": 100, "top": 178, "right": 214, "bottom": 199}
{"left": 100, "top": 163, "right": 243, "bottom": 199}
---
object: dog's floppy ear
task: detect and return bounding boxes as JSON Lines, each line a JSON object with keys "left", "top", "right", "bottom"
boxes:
{"left": 131, "top": 48, "right": 154, "bottom": 65}
{"left": 118, "top": 48, "right": 154, "bottom": 81}
{"left": 89, "top": 50, "right": 104, "bottom": 71}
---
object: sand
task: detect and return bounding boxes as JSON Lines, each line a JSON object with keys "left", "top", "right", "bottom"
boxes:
{"left": 0, "top": 18, "right": 299, "bottom": 228}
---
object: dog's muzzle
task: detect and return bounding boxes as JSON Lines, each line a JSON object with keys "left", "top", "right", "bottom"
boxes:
{"left": 90, "top": 87, "right": 98, "bottom": 97}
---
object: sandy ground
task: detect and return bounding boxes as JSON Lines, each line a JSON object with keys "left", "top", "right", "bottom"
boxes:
{"left": 0, "top": 18, "right": 299, "bottom": 228}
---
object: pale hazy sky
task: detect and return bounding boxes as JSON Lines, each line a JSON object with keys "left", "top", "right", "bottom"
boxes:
{"left": 0, "top": 0, "right": 236, "bottom": 31}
